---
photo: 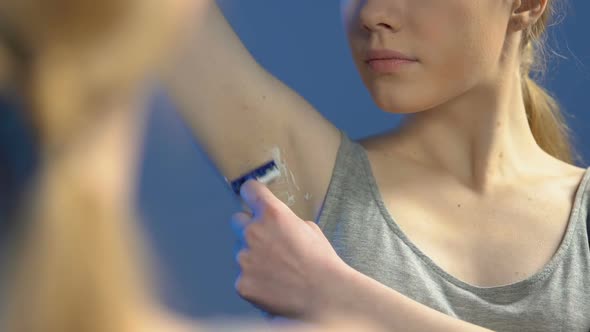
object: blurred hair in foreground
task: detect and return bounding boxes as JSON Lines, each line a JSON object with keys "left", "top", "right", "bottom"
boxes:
{"left": 0, "top": 1, "right": 175, "bottom": 331}
{"left": 0, "top": 1, "right": 384, "bottom": 331}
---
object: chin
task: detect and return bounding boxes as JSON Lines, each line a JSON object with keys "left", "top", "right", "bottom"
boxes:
{"left": 371, "top": 92, "right": 432, "bottom": 115}
{"left": 362, "top": 76, "right": 428, "bottom": 113}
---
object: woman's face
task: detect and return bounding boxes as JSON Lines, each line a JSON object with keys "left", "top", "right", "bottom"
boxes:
{"left": 341, "top": 0, "right": 515, "bottom": 114}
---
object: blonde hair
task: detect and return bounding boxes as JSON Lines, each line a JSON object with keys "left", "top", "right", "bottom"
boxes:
{"left": 520, "top": 0, "right": 582, "bottom": 165}
{"left": 0, "top": 1, "right": 174, "bottom": 331}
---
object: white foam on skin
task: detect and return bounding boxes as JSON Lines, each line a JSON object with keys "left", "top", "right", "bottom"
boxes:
{"left": 289, "top": 170, "right": 300, "bottom": 191}
{"left": 270, "top": 145, "right": 300, "bottom": 207}
{"left": 270, "top": 146, "right": 287, "bottom": 185}
{"left": 287, "top": 194, "right": 296, "bottom": 206}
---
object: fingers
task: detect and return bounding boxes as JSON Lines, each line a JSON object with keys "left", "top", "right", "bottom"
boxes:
{"left": 240, "top": 200, "right": 253, "bottom": 216}
{"left": 239, "top": 179, "right": 280, "bottom": 217}
{"left": 231, "top": 211, "right": 253, "bottom": 249}
{"left": 235, "top": 272, "right": 273, "bottom": 315}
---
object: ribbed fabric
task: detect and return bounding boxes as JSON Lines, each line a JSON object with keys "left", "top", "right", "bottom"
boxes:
{"left": 317, "top": 130, "right": 590, "bottom": 331}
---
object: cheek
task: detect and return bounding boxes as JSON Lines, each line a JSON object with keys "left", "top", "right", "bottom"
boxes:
{"left": 418, "top": 3, "right": 493, "bottom": 79}
{"left": 346, "top": 0, "right": 508, "bottom": 114}
{"left": 409, "top": 2, "right": 506, "bottom": 106}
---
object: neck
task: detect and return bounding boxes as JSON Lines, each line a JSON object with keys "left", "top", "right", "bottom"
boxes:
{"left": 390, "top": 63, "right": 554, "bottom": 193}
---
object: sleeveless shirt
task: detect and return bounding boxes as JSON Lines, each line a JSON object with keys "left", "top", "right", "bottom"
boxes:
{"left": 317, "top": 130, "right": 590, "bottom": 331}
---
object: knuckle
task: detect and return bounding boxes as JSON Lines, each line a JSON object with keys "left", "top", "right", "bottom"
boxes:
{"left": 244, "top": 223, "right": 260, "bottom": 244}
{"left": 260, "top": 205, "right": 282, "bottom": 224}
{"left": 244, "top": 226, "right": 255, "bottom": 244}
{"left": 265, "top": 204, "right": 282, "bottom": 218}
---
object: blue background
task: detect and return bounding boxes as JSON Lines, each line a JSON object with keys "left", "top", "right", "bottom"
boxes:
{"left": 138, "top": 0, "right": 590, "bottom": 319}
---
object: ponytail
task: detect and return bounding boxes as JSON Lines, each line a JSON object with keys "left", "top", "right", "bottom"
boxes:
{"left": 520, "top": 0, "right": 582, "bottom": 165}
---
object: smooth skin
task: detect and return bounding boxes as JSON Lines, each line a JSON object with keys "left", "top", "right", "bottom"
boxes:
{"left": 341, "top": 0, "right": 586, "bottom": 288}
{"left": 162, "top": 0, "right": 587, "bottom": 330}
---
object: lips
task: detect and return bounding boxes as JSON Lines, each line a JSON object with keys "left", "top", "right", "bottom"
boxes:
{"left": 364, "top": 49, "right": 417, "bottom": 73}
{"left": 365, "top": 49, "right": 417, "bottom": 62}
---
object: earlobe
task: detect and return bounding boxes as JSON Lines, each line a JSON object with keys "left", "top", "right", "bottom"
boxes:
{"left": 509, "top": 17, "right": 528, "bottom": 32}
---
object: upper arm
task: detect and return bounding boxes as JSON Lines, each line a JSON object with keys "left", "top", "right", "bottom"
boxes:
{"left": 161, "top": 1, "right": 340, "bottom": 221}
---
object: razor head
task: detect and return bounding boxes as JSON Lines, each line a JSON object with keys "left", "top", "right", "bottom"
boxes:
{"left": 229, "top": 160, "right": 281, "bottom": 195}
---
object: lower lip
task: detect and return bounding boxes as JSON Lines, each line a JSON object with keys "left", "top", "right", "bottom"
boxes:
{"left": 367, "top": 59, "right": 417, "bottom": 73}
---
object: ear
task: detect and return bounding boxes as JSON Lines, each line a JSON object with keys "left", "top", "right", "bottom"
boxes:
{"left": 509, "top": 0, "right": 548, "bottom": 32}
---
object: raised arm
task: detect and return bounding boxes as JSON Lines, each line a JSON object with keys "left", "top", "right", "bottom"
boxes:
{"left": 161, "top": 1, "right": 339, "bottom": 221}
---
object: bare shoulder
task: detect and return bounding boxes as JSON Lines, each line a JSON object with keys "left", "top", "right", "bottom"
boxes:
{"left": 537, "top": 160, "right": 588, "bottom": 190}
{"left": 551, "top": 162, "right": 589, "bottom": 199}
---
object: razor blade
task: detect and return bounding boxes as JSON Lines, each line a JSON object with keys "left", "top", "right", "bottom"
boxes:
{"left": 228, "top": 160, "right": 281, "bottom": 195}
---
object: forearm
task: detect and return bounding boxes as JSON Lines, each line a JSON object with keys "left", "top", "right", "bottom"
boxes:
{"left": 313, "top": 263, "right": 493, "bottom": 332}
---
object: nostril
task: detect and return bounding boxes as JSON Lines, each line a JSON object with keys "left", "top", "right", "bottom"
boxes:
{"left": 363, "top": 22, "right": 395, "bottom": 32}
{"left": 377, "top": 22, "right": 394, "bottom": 30}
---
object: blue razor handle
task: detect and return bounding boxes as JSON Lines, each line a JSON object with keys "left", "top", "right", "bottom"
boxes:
{"left": 229, "top": 160, "right": 281, "bottom": 195}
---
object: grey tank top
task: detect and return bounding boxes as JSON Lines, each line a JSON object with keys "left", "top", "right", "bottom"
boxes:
{"left": 316, "top": 130, "right": 590, "bottom": 331}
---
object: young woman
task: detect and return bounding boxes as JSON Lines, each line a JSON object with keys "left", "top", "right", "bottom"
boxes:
{"left": 0, "top": 1, "right": 384, "bottom": 331}
{"left": 163, "top": 0, "right": 590, "bottom": 331}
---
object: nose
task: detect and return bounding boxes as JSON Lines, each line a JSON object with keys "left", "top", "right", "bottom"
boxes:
{"left": 359, "top": 0, "right": 400, "bottom": 33}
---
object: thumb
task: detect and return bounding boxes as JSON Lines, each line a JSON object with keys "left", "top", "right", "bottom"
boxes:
{"left": 239, "top": 179, "right": 284, "bottom": 217}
